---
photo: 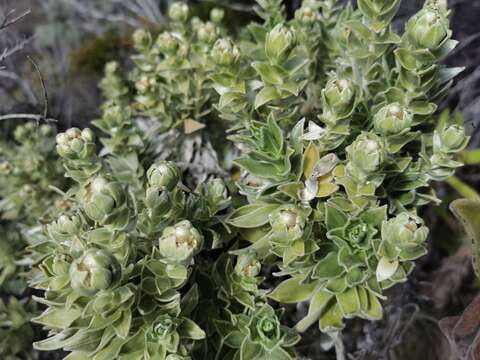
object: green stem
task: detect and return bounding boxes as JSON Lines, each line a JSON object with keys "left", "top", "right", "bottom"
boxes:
{"left": 447, "top": 176, "right": 480, "bottom": 200}
{"left": 458, "top": 149, "right": 480, "bottom": 165}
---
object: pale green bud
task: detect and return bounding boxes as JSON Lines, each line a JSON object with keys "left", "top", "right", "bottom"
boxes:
{"left": 265, "top": 24, "right": 296, "bottom": 63}
{"left": 323, "top": 78, "right": 355, "bottom": 116}
{"left": 156, "top": 32, "right": 182, "bottom": 55}
{"left": 83, "top": 177, "right": 127, "bottom": 225}
{"left": 69, "top": 249, "right": 121, "bottom": 296}
{"left": 159, "top": 220, "right": 203, "bottom": 263}
{"left": 347, "top": 133, "right": 385, "bottom": 174}
{"left": 373, "top": 103, "right": 413, "bottom": 135}
{"left": 295, "top": 6, "right": 317, "bottom": 25}
{"left": 211, "top": 39, "right": 240, "bottom": 67}
{"left": 133, "top": 29, "right": 152, "bottom": 51}
{"left": 56, "top": 128, "right": 95, "bottom": 160}
{"left": 269, "top": 205, "right": 306, "bottom": 243}
{"left": 0, "top": 161, "right": 12, "bottom": 175}
{"left": 408, "top": 8, "right": 449, "bottom": 49}
{"left": 49, "top": 214, "right": 82, "bottom": 241}
{"left": 13, "top": 123, "right": 37, "bottom": 142}
{"left": 198, "top": 22, "right": 218, "bottom": 44}
{"left": 105, "top": 61, "right": 119, "bottom": 75}
{"left": 210, "top": 8, "right": 225, "bottom": 24}
{"left": 381, "top": 213, "right": 428, "bottom": 259}
{"left": 147, "top": 161, "right": 180, "bottom": 191}
{"left": 235, "top": 253, "right": 261, "bottom": 277}
{"left": 168, "top": 3, "right": 189, "bottom": 22}
{"left": 39, "top": 124, "right": 52, "bottom": 136}
{"left": 434, "top": 124, "right": 468, "bottom": 153}
{"left": 206, "top": 178, "right": 227, "bottom": 201}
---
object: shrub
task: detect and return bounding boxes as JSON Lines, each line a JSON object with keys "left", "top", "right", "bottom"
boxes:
{"left": 0, "top": 0, "right": 468, "bottom": 359}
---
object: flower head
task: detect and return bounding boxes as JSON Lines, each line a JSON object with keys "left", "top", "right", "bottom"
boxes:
{"left": 265, "top": 24, "right": 296, "bottom": 63}
{"left": 211, "top": 39, "right": 240, "bottom": 67}
{"left": 69, "top": 249, "right": 121, "bottom": 296}
{"left": 147, "top": 161, "right": 180, "bottom": 191}
{"left": 159, "top": 220, "right": 203, "bottom": 263}
{"left": 373, "top": 103, "right": 412, "bottom": 135}
{"left": 408, "top": 8, "right": 449, "bottom": 49}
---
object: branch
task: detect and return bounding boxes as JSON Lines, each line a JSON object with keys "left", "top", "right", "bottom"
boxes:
{"left": 0, "top": 9, "right": 30, "bottom": 31}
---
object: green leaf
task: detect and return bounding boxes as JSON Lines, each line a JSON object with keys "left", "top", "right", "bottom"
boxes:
{"left": 113, "top": 310, "right": 131, "bottom": 339}
{"left": 227, "top": 203, "right": 281, "bottom": 228}
{"left": 178, "top": 318, "right": 206, "bottom": 340}
{"left": 319, "top": 302, "right": 344, "bottom": 332}
{"left": 254, "top": 86, "right": 279, "bottom": 109}
{"left": 336, "top": 287, "right": 360, "bottom": 317}
{"left": 93, "top": 336, "right": 126, "bottom": 360}
{"left": 296, "top": 290, "right": 333, "bottom": 332}
{"left": 33, "top": 308, "right": 82, "bottom": 329}
{"left": 240, "top": 339, "right": 263, "bottom": 360}
{"left": 360, "top": 205, "right": 387, "bottom": 226}
{"left": 325, "top": 205, "right": 348, "bottom": 230}
{"left": 312, "top": 252, "right": 344, "bottom": 280}
{"left": 450, "top": 199, "right": 480, "bottom": 279}
{"left": 269, "top": 276, "right": 317, "bottom": 304}
{"left": 359, "top": 288, "right": 383, "bottom": 320}
{"left": 252, "top": 62, "right": 284, "bottom": 85}
{"left": 234, "top": 157, "right": 284, "bottom": 180}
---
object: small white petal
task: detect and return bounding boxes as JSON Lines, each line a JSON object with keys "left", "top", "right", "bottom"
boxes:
{"left": 301, "top": 179, "right": 318, "bottom": 201}
{"left": 376, "top": 257, "right": 399, "bottom": 282}
{"left": 300, "top": 121, "right": 325, "bottom": 141}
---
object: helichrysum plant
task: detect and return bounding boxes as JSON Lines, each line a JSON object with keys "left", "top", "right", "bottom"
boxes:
{"left": 27, "top": 0, "right": 469, "bottom": 359}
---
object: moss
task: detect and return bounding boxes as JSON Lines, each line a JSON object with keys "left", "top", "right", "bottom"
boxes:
{"left": 69, "top": 31, "right": 132, "bottom": 75}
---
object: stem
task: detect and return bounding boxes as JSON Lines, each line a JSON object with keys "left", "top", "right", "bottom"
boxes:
{"left": 458, "top": 149, "right": 480, "bottom": 165}
{"left": 447, "top": 176, "right": 480, "bottom": 200}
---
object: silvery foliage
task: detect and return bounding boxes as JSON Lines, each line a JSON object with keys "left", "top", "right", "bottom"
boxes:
{"left": 28, "top": 0, "right": 469, "bottom": 359}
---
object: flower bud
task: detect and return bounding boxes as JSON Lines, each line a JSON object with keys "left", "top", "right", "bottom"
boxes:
{"left": 373, "top": 103, "right": 413, "bottom": 135}
{"left": 105, "top": 61, "right": 119, "bottom": 75}
{"left": 198, "top": 22, "right": 218, "bottom": 44}
{"left": 168, "top": 3, "right": 189, "bottom": 22}
{"left": 147, "top": 161, "right": 180, "bottom": 191}
{"left": 49, "top": 214, "right": 82, "bottom": 241}
{"left": 206, "top": 178, "right": 227, "bottom": 202}
{"left": 83, "top": 177, "right": 127, "bottom": 225}
{"left": 323, "top": 78, "right": 355, "bottom": 116}
{"left": 14, "top": 123, "right": 37, "bottom": 142}
{"left": 69, "top": 249, "right": 121, "bottom": 296}
{"left": 235, "top": 253, "right": 261, "bottom": 277}
{"left": 39, "top": 124, "right": 52, "bottom": 136}
{"left": 211, "top": 39, "right": 240, "bottom": 67}
{"left": 210, "top": 8, "right": 225, "bottom": 24}
{"left": 0, "top": 161, "right": 12, "bottom": 175}
{"left": 434, "top": 124, "right": 468, "bottom": 153}
{"left": 295, "top": 6, "right": 317, "bottom": 25}
{"left": 156, "top": 32, "right": 182, "bottom": 55}
{"left": 265, "top": 24, "right": 296, "bottom": 63}
{"left": 159, "top": 220, "right": 203, "bottom": 263}
{"left": 408, "top": 8, "right": 449, "bottom": 49}
{"left": 133, "top": 29, "right": 152, "bottom": 51}
{"left": 347, "top": 133, "right": 385, "bottom": 175}
{"left": 56, "top": 128, "right": 96, "bottom": 160}
{"left": 381, "top": 213, "right": 428, "bottom": 259}
{"left": 269, "top": 206, "right": 306, "bottom": 243}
